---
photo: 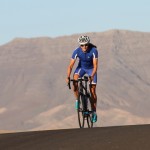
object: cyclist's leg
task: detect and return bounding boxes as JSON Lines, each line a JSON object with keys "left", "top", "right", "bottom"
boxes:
{"left": 84, "top": 68, "right": 97, "bottom": 111}
{"left": 90, "top": 72, "right": 97, "bottom": 112}
{"left": 73, "top": 74, "right": 79, "bottom": 99}
{"left": 89, "top": 72, "right": 97, "bottom": 122}
{"left": 90, "top": 84, "right": 97, "bottom": 112}
{"left": 84, "top": 68, "right": 97, "bottom": 122}
{"left": 73, "top": 67, "right": 85, "bottom": 99}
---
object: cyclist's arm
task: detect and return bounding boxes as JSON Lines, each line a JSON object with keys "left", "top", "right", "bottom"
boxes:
{"left": 91, "top": 58, "right": 98, "bottom": 77}
{"left": 67, "top": 49, "right": 78, "bottom": 79}
{"left": 67, "top": 58, "right": 76, "bottom": 78}
{"left": 91, "top": 49, "right": 98, "bottom": 78}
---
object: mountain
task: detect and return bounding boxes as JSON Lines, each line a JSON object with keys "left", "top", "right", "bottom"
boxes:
{"left": 0, "top": 30, "right": 150, "bottom": 131}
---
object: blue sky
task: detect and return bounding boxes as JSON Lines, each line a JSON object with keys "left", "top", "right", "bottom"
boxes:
{"left": 0, "top": 0, "right": 150, "bottom": 45}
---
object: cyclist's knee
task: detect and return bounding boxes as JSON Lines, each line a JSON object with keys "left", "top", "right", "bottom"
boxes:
{"left": 90, "top": 85, "right": 97, "bottom": 97}
{"left": 73, "top": 74, "right": 79, "bottom": 80}
{"left": 73, "top": 74, "right": 79, "bottom": 92}
{"left": 90, "top": 85, "right": 96, "bottom": 92}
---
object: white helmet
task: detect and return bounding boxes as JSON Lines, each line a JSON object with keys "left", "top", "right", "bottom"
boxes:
{"left": 78, "top": 35, "right": 90, "bottom": 45}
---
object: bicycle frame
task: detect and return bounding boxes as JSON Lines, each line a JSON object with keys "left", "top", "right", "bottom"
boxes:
{"left": 68, "top": 76, "right": 93, "bottom": 128}
{"left": 78, "top": 76, "right": 91, "bottom": 97}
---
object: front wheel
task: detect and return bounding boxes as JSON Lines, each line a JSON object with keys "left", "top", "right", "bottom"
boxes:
{"left": 77, "top": 94, "right": 85, "bottom": 128}
{"left": 86, "top": 97, "right": 93, "bottom": 128}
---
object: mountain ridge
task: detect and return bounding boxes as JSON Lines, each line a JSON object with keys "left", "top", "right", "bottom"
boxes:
{"left": 0, "top": 29, "right": 150, "bottom": 131}
{"left": 2, "top": 29, "right": 150, "bottom": 47}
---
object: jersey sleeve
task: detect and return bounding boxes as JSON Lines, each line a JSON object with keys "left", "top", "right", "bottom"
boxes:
{"left": 93, "top": 48, "right": 98, "bottom": 59}
{"left": 71, "top": 49, "right": 78, "bottom": 59}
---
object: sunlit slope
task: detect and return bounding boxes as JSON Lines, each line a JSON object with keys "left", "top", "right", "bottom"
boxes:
{"left": 0, "top": 30, "right": 150, "bottom": 131}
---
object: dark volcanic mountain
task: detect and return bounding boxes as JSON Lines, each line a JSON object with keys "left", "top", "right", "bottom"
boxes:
{"left": 0, "top": 30, "right": 150, "bottom": 132}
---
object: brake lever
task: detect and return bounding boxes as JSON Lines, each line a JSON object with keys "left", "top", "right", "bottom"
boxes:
{"left": 67, "top": 77, "right": 71, "bottom": 89}
{"left": 89, "top": 76, "right": 92, "bottom": 87}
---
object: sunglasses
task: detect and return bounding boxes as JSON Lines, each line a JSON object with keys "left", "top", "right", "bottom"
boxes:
{"left": 80, "top": 44, "right": 89, "bottom": 47}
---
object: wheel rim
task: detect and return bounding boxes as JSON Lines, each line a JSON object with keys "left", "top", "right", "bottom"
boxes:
{"left": 86, "top": 97, "right": 93, "bottom": 128}
{"left": 77, "top": 95, "right": 85, "bottom": 128}
{"left": 87, "top": 114, "right": 93, "bottom": 128}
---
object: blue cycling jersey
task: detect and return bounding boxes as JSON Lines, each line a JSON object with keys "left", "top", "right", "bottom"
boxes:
{"left": 71, "top": 47, "right": 98, "bottom": 69}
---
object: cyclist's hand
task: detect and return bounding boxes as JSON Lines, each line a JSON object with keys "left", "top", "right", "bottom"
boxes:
{"left": 66, "top": 77, "right": 71, "bottom": 89}
{"left": 89, "top": 76, "right": 93, "bottom": 83}
{"left": 66, "top": 77, "right": 70, "bottom": 84}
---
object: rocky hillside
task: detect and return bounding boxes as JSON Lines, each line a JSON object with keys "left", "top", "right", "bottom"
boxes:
{"left": 0, "top": 30, "right": 150, "bottom": 131}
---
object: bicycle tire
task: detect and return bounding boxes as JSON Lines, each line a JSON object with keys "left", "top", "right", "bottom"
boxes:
{"left": 87, "top": 114, "right": 93, "bottom": 128}
{"left": 86, "top": 97, "right": 93, "bottom": 128}
{"left": 77, "top": 94, "right": 85, "bottom": 128}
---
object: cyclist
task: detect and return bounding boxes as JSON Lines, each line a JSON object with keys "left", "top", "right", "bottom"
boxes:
{"left": 66, "top": 35, "right": 98, "bottom": 123}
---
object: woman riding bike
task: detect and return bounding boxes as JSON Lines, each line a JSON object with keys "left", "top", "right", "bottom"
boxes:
{"left": 66, "top": 35, "right": 98, "bottom": 123}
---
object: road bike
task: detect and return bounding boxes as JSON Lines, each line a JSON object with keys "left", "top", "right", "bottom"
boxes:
{"left": 68, "top": 76, "right": 93, "bottom": 128}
